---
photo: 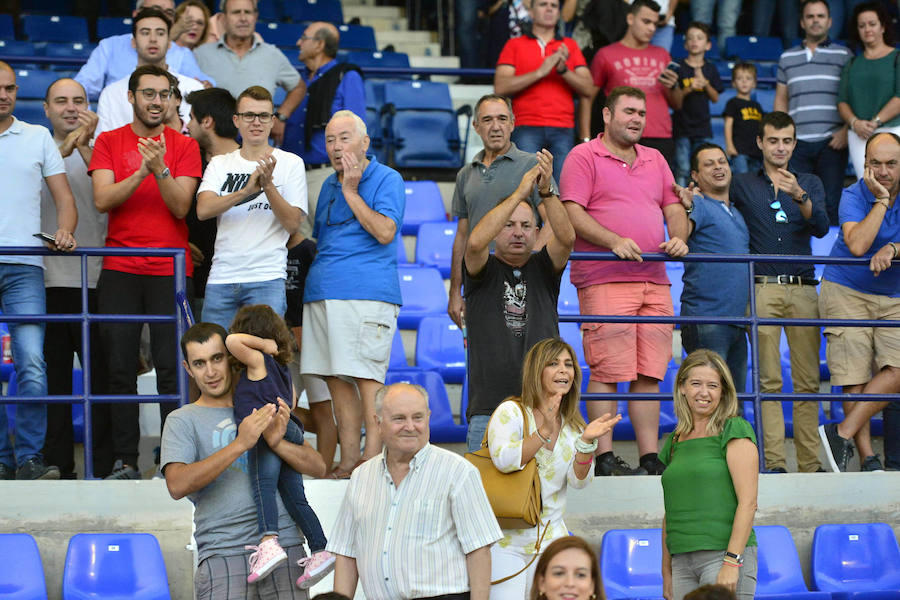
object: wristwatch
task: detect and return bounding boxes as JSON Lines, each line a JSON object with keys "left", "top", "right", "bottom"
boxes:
{"left": 556, "top": 62, "right": 568, "bottom": 75}
{"left": 154, "top": 166, "right": 170, "bottom": 180}
{"left": 875, "top": 115, "right": 884, "bottom": 128}
{"left": 794, "top": 191, "right": 809, "bottom": 205}
{"left": 275, "top": 111, "right": 288, "bottom": 122}
{"left": 724, "top": 551, "right": 744, "bottom": 565}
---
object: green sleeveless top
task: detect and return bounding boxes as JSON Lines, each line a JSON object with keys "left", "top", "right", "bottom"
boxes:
{"left": 659, "top": 417, "right": 758, "bottom": 555}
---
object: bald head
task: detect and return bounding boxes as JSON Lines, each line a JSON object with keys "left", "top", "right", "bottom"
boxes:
{"left": 298, "top": 21, "right": 339, "bottom": 62}
{"left": 865, "top": 132, "right": 900, "bottom": 198}
{"left": 43, "top": 78, "right": 89, "bottom": 138}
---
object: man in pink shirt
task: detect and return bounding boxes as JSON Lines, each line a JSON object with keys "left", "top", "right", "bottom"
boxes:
{"left": 591, "top": 0, "right": 679, "bottom": 167}
{"left": 561, "top": 86, "right": 688, "bottom": 476}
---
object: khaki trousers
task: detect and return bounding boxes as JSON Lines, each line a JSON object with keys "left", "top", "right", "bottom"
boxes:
{"left": 755, "top": 282, "right": 822, "bottom": 472}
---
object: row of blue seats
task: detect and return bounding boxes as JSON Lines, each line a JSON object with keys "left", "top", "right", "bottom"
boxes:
{"left": 1, "top": 532, "right": 170, "bottom": 599}
{"left": 603, "top": 523, "right": 900, "bottom": 599}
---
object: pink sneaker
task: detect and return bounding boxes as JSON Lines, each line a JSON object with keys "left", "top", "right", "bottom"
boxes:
{"left": 246, "top": 537, "right": 288, "bottom": 583}
{"left": 295, "top": 550, "right": 336, "bottom": 589}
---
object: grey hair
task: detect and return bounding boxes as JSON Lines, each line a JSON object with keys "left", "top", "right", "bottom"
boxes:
{"left": 330, "top": 109, "right": 367, "bottom": 137}
{"left": 374, "top": 383, "right": 429, "bottom": 415}
{"left": 220, "top": 0, "right": 258, "bottom": 13}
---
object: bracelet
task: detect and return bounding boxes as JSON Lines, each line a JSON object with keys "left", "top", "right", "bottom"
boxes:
{"left": 574, "top": 436, "right": 598, "bottom": 454}
{"left": 535, "top": 429, "right": 552, "bottom": 444}
{"left": 850, "top": 117, "right": 858, "bottom": 129}
{"left": 575, "top": 459, "right": 593, "bottom": 465}
{"left": 876, "top": 197, "right": 890, "bottom": 209}
{"left": 890, "top": 242, "right": 898, "bottom": 259}
{"left": 722, "top": 560, "right": 741, "bottom": 568}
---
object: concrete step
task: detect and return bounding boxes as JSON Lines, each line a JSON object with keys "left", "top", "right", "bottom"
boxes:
{"left": 351, "top": 16, "right": 408, "bottom": 31}
{"left": 376, "top": 29, "right": 435, "bottom": 45}
{"left": 342, "top": 4, "right": 405, "bottom": 20}
{"left": 409, "top": 54, "right": 460, "bottom": 83}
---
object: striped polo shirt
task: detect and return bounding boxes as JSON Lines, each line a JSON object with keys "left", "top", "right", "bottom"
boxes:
{"left": 777, "top": 40, "right": 853, "bottom": 142}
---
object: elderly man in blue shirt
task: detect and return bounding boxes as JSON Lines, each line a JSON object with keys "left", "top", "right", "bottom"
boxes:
{"left": 283, "top": 21, "right": 366, "bottom": 241}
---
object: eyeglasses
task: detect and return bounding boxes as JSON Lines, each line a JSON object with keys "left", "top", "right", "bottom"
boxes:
{"left": 326, "top": 197, "right": 355, "bottom": 226}
{"left": 136, "top": 87, "right": 173, "bottom": 101}
{"left": 236, "top": 111, "right": 274, "bottom": 123}
{"left": 1, "top": 84, "right": 19, "bottom": 94}
{"left": 769, "top": 200, "right": 788, "bottom": 223}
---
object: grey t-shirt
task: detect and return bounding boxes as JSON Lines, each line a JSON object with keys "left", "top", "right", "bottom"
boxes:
{"left": 193, "top": 39, "right": 301, "bottom": 99}
{"left": 160, "top": 403, "right": 303, "bottom": 562}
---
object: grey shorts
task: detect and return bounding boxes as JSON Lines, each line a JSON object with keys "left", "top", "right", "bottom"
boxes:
{"left": 671, "top": 546, "right": 757, "bottom": 600}
{"left": 195, "top": 544, "right": 308, "bottom": 600}
{"left": 300, "top": 299, "right": 399, "bottom": 382}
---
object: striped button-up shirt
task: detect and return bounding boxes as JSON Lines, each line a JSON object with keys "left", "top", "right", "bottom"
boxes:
{"left": 777, "top": 40, "right": 853, "bottom": 142}
{"left": 327, "top": 443, "right": 503, "bottom": 600}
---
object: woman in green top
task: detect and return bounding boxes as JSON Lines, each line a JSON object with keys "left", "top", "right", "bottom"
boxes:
{"left": 838, "top": 1, "right": 900, "bottom": 178}
{"left": 659, "top": 350, "right": 759, "bottom": 600}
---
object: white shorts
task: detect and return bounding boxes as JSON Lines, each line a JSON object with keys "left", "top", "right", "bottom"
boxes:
{"left": 289, "top": 356, "right": 332, "bottom": 404}
{"left": 300, "top": 299, "right": 399, "bottom": 382}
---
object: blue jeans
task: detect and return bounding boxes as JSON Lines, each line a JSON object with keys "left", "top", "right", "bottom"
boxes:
{"left": 512, "top": 126, "right": 574, "bottom": 184}
{"left": 681, "top": 323, "right": 748, "bottom": 393}
{"left": 0, "top": 264, "right": 47, "bottom": 468}
{"left": 829, "top": 0, "right": 866, "bottom": 40}
{"left": 249, "top": 417, "right": 327, "bottom": 551}
{"left": 674, "top": 136, "right": 713, "bottom": 186}
{"left": 752, "top": 0, "right": 798, "bottom": 47}
{"left": 730, "top": 153, "right": 762, "bottom": 175}
{"left": 202, "top": 279, "right": 287, "bottom": 330}
{"left": 789, "top": 138, "right": 848, "bottom": 227}
{"left": 651, "top": 24, "right": 674, "bottom": 52}
{"left": 455, "top": 0, "right": 481, "bottom": 69}
{"left": 466, "top": 414, "right": 490, "bottom": 453}
{"left": 691, "top": 0, "right": 741, "bottom": 53}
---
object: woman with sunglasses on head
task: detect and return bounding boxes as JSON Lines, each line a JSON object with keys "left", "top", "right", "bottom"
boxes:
{"left": 660, "top": 349, "right": 759, "bottom": 600}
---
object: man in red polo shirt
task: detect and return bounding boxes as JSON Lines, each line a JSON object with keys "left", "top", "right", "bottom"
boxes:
{"left": 494, "top": 0, "right": 595, "bottom": 183}
{"left": 89, "top": 64, "right": 202, "bottom": 479}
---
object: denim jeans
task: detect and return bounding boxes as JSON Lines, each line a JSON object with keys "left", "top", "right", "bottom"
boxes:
{"left": 674, "top": 136, "right": 713, "bottom": 186}
{"left": 884, "top": 401, "right": 900, "bottom": 470}
{"left": 512, "top": 126, "right": 574, "bottom": 184}
{"left": 0, "top": 264, "right": 47, "bottom": 468}
{"left": 829, "top": 0, "right": 866, "bottom": 40}
{"left": 466, "top": 414, "right": 490, "bottom": 453}
{"left": 790, "top": 138, "right": 850, "bottom": 227}
{"left": 652, "top": 24, "right": 675, "bottom": 52}
{"left": 681, "top": 323, "right": 748, "bottom": 393}
{"left": 752, "top": 0, "right": 798, "bottom": 47}
{"left": 691, "top": 0, "right": 741, "bottom": 53}
{"left": 249, "top": 417, "right": 327, "bottom": 551}
{"left": 671, "top": 546, "right": 757, "bottom": 600}
{"left": 202, "top": 279, "right": 288, "bottom": 330}
{"left": 455, "top": 0, "right": 482, "bottom": 69}
{"left": 730, "top": 154, "right": 762, "bottom": 176}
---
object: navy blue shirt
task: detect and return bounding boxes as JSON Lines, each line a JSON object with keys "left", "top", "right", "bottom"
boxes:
{"left": 233, "top": 353, "right": 293, "bottom": 425}
{"left": 673, "top": 59, "right": 724, "bottom": 139}
{"left": 682, "top": 195, "right": 751, "bottom": 316}
{"left": 730, "top": 169, "right": 830, "bottom": 277}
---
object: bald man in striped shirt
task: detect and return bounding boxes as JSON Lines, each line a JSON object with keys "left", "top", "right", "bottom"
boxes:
{"left": 328, "top": 383, "right": 502, "bottom": 600}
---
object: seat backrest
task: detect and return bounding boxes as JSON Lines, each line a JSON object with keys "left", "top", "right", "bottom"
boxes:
{"left": 96, "top": 16, "right": 132, "bottom": 39}
{"left": 415, "top": 315, "right": 465, "bottom": 372}
{"left": 13, "top": 99, "right": 52, "bottom": 129}
{"left": 384, "top": 80, "right": 453, "bottom": 112}
{"left": 338, "top": 24, "right": 376, "bottom": 51}
{"left": 397, "top": 266, "right": 447, "bottom": 329}
{"left": 14, "top": 69, "right": 58, "bottom": 99}
{"left": 601, "top": 528, "right": 665, "bottom": 599}
{"left": 415, "top": 220, "right": 457, "bottom": 277}
{"left": 389, "top": 328, "right": 408, "bottom": 368}
{"left": 384, "top": 369, "right": 454, "bottom": 425}
{"left": 811, "top": 522, "right": 900, "bottom": 592}
{"left": 286, "top": 0, "right": 343, "bottom": 25}
{"left": 348, "top": 51, "right": 411, "bottom": 72}
{"left": 44, "top": 42, "right": 96, "bottom": 59}
{"left": 724, "top": 35, "right": 782, "bottom": 61}
{"left": 256, "top": 21, "right": 304, "bottom": 48}
{"left": 257, "top": 0, "right": 282, "bottom": 22}
{"left": 22, "top": 14, "right": 88, "bottom": 43}
{"left": 0, "top": 40, "right": 39, "bottom": 57}
{"left": 63, "top": 532, "right": 171, "bottom": 600}
{"left": 557, "top": 266, "right": 579, "bottom": 315}
{"left": 402, "top": 181, "right": 446, "bottom": 235}
{"left": 0, "top": 14, "right": 14, "bottom": 40}
{"left": 0, "top": 533, "right": 47, "bottom": 599}
{"left": 755, "top": 525, "right": 814, "bottom": 594}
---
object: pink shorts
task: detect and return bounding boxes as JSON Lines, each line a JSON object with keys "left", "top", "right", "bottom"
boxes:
{"left": 578, "top": 282, "right": 673, "bottom": 383}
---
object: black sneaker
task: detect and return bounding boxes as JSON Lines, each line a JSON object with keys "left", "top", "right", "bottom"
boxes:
{"left": 861, "top": 454, "right": 885, "bottom": 472}
{"left": 0, "top": 463, "right": 14, "bottom": 480}
{"left": 595, "top": 453, "right": 648, "bottom": 476}
{"left": 15, "top": 457, "right": 60, "bottom": 480}
{"left": 768, "top": 467, "right": 788, "bottom": 473}
{"left": 818, "top": 424, "right": 854, "bottom": 472}
{"left": 639, "top": 453, "right": 667, "bottom": 475}
{"left": 104, "top": 459, "right": 141, "bottom": 480}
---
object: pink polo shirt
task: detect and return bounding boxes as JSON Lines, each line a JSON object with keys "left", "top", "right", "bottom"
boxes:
{"left": 560, "top": 135, "right": 679, "bottom": 288}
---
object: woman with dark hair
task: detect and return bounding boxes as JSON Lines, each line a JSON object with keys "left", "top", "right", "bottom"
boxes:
{"left": 659, "top": 349, "right": 759, "bottom": 600}
{"left": 838, "top": 1, "right": 900, "bottom": 177}
{"left": 487, "top": 337, "right": 621, "bottom": 599}
{"left": 530, "top": 535, "right": 605, "bottom": 600}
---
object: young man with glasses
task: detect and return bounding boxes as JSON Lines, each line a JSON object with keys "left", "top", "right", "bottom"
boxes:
{"left": 730, "top": 110, "right": 830, "bottom": 474}
{"left": 196, "top": 85, "right": 307, "bottom": 330}
{"left": 89, "top": 63, "right": 203, "bottom": 479}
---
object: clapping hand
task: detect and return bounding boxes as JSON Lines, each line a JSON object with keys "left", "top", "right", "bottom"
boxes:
{"left": 581, "top": 412, "right": 622, "bottom": 441}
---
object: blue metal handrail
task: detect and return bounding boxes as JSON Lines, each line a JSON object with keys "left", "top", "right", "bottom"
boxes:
{"left": 0, "top": 246, "right": 188, "bottom": 479}
{"left": 567, "top": 251, "right": 900, "bottom": 471}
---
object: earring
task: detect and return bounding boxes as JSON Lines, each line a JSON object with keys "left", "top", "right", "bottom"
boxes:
{"left": 590, "top": 595, "right": 597, "bottom": 600}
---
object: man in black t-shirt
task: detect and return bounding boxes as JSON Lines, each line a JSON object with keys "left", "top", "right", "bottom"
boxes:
{"left": 462, "top": 149, "right": 575, "bottom": 452}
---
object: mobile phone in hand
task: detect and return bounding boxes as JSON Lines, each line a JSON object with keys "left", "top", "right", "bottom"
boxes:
{"left": 33, "top": 232, "right": 56, "bottom": 244}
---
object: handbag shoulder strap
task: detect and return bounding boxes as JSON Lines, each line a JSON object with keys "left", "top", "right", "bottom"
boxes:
{"left": 480, "top": 399, "right": 532, "bottom": 449}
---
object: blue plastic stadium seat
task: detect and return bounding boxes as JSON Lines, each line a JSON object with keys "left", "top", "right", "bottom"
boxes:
{"left": 22, "top": 15, "right": 88, "bottom": 43}
{"left": 416, "top": 315, "right": 465, "bottom": 383}
{"left": 0, "top": 14, "right": 14, "bottom": 40}
{"left": 45, "top": 42, "right": 97, "bottom": 70}
{"left": 63, "top": 533, "right": 171, "bottom": 600}
{"left": 96, "top": 16, "right": 132, "bottom": 39}
{"left": 811, "top": 523, "right": 900, "bottom": 599}
{"left": 401, "top": 180, "right": 446, "bottom": 235}
{"left": 667, "top": 261, "right": 684, "bottom": 319}
{"left": 0, "top": 533, "right": 47, "bottom": 600}
{"left": 755, "top": 88, "right": 776, "bottom": 113}
{"left": 711, "top": 117, "right": 726, "bottom": 152}
{"left": 365, "top": 79, "right": 386, "bottom": 161}
{"left": 338, "top": 24, "right": 376, "bottom": 52}
{"left": 670, "top": 34, "right": 718, "bottom": 60}
{"left": 709, "top": 87, "right": 737, "bottom": 117}
{"left": 257, "top": 0, "right": 282, "bottom": 22}
{"left": 755, "top": 525, "right": 832, "bottom": 600}
{"left": 347, "top": 51, "right": 411, "bottom": 79}
{"left": 256, "top": 21, "right": 304, "bottom": 48}
{"left": 397, "top": 236, "right": 408, "bottom": 264}
{"left": 13, "top": 99, "right": 51, "bottom": 129}
{"left": 558, "top": 265, "right": 579, "bottom": 315}
{"left": 285, "top": 0, "right": 344, "bottom": 25}
{"left": 724, "top": 35, "right": 782, "bottom": 61}
{"left": 811, "top": 225, "right": 839, "bottom": 280}
{"left": 558, "top": 321, "right": 590, "bottom": 392}
{"left": 385, "top": 369, "right": 466, "bottom": 442}
{"left": 0, "top": 40, "right": 40, "bottom": 59}
{"left": 397, "top": 265, "right": 447, "bottom": 329}
{"left": 382, "top": 80, "right": 467, "bottom": 169}
{"left": 72, "top": 367, "right": 85, "bottom": 444}
{"left": 601, "top": 528, "right": 666, "bottom": 600}
{"left": 389, "top": 328, "right": 408, "bottom": 369}
{"left": 14, "top": 69, "right": 57, "bottom": 100}
{"left": 18, "top": 0, "right": 69, "bottom": 14}
{"left": 415, "top": 220, "right": 456, "bottom": 277}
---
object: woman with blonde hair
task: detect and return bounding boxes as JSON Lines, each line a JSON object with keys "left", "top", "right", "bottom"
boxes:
{"left": 660, "top": 349, "right": 758, "bottom": 600}
{"left": 487, "top": 337, "right": 621, "bottom": 599}
{"left": 530, "top": 535, "right": 605, "bottom": 600}
{"left": 172, "top": 0, "right": 213, "bottom": 49}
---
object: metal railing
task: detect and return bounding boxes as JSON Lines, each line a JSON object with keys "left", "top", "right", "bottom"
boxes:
{"left": 566, "top": 251, "right": 900, "bottom": 471}
{"left": 0, "top": 246, "right": 189, "bottom": 479}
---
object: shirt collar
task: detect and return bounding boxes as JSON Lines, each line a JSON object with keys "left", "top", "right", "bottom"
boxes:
{"left": 380, "top": 443, "right": 432, "bottom": 477}
{"left": 591, "top": 134, "right": 651, "bottom": 165}
{"left": 472, "top": 141, "right": 519, "bottom": 166}
{"left": 305, "top": 58, "right": 338, "bottom": 81}
{"left": 802, "top": 37, "right": 833, "bottom": 49}
{"left": 0, "top": 116, "right": 22, "bottom": 137}
{"left": 218, "top": 35, "right": 261, "bottom": 52}
{"left": 326, "top": 154, "right": 378, "bottom": 187}
{"left": 523, "top": 22, "right": 563, "bottom": 42}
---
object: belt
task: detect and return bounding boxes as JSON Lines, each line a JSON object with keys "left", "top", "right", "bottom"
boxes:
{"left": 414, "top": 594, "right": 470, "bottom": 600}
{"left": 305, "top": 162, "right": 329, "bottom": 171}
{"left": 755, "top": 275, "right": 819, "bottom": 286}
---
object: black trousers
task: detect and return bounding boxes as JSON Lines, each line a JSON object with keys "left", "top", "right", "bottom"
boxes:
{"left": 97, "top": 270, "right": 191, "bottom": 468}
{"left": 41, "top": 287, "right": 112, "bottom": 478}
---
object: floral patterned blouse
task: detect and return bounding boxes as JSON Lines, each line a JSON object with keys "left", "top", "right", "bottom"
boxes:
{"left": 487, "top": 400, "right": 593, "bottom": 554}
